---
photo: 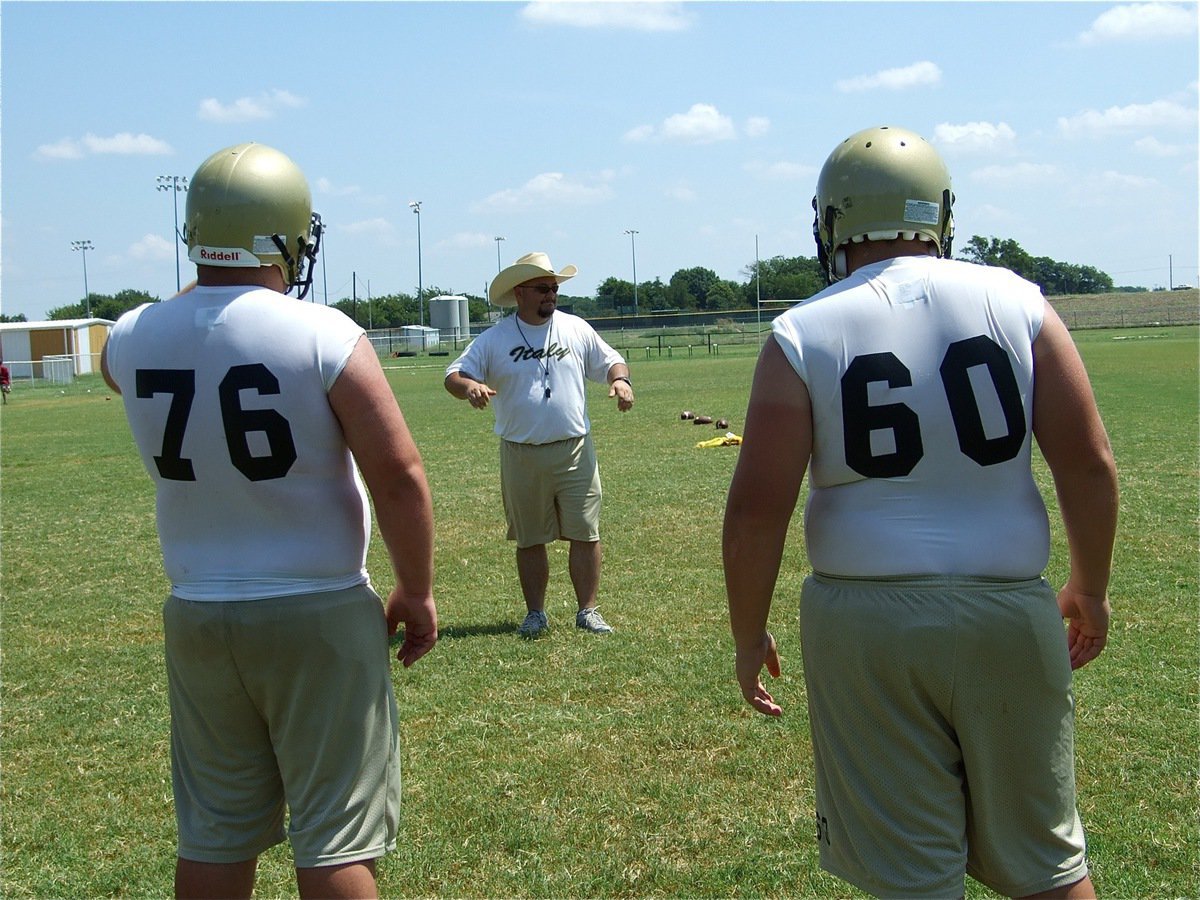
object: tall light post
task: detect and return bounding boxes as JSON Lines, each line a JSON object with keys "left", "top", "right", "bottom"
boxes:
{"left": 71, "top": 240, "right": 94, "bottom": 318}
{"left": 156, "top": 175, "right": 189, "bottom": 292}
{"left": 494, "top": 235, "right": 505, "bottom": 273}
{"left": 409, "top": 201, "right": 424, "bottom": 327}
{"left": 624, "top": 229, "right": 639, "bottom": 316}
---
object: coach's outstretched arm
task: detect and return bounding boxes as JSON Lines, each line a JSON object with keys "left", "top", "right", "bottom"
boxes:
{"left": 445, "top": 371, "right": 498, "bottom": 409}
{"left": 1032, "top": 303, "right": 1119, "bottom": 671}
{"left": 723, "top": 337, "right": 812, "bottom": 716}
{"left": 332, "top": 336, "right": 438, "bottom": 667}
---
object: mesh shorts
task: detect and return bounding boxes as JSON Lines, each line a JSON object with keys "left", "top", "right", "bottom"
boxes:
{"left": 164, "top": 586, "right": 400, "bottom": 868}
{"left": 799, "top": 574, "right": 1088, "bottom": 898}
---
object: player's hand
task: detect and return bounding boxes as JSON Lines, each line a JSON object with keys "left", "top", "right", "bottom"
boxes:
{"left": 1057, "top": 583, "right": 1110, "bottom": 670}
{"left": 608, "top": 380, "right": 634, "bottom": 412}
{"left": 735, "top": 631, "right": 782, "bottom": 716}
{"left": 466, "top": 382, "right": 497, "bottom": 409}
{"left": 386, "top": 588, "right": 438, "bottom": 667}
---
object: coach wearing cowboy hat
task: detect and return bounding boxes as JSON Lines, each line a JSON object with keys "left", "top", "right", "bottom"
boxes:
{"left": 445, "top": 251, "right": 634, "bottom": 638}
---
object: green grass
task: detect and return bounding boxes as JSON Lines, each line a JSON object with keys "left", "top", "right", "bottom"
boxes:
{"left": 2, "top": 326, "right": 1196, "bottom": 898}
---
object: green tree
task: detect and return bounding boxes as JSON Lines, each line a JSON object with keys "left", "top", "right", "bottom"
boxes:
{"left": 666, "top": 266, "right": 720, "bottom": 310}
{"left": 742, "top": 255, "right": 824, "bottom": 305}
{"left": 596, "top": 277, "right": 633, "bottom": 314}
{"left": 959, "top": 236, "right": 1112, "bottom": 294}
{"left": 1, "top": 313, "right": 29, "bottom": 323}
{"left": 707, "top": 280, "right": 741, "bottom": 310}
{"left": 47, "top": 289, "right": 160, "bottom": 321}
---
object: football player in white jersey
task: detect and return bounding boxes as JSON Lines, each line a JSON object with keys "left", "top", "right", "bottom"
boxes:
{"left": 724, "top": 127, "right": 1117, "bottom": 899}
{"left": 102, "top": 143, "right": 437, "bottom": 900}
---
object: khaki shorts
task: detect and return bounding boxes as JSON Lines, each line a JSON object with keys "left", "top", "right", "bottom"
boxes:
{"left": 500, "top": 435, "right": 601, "bottom": 547}
{"left": 799, "top": 574, "right": 1088, "bottom": 898}
{"left": 164, "top": 586, "right": 400, "bottom": 868}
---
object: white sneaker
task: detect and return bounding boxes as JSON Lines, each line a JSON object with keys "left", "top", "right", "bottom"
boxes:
{"left": 518, "top": 609, "right": 549, "bottom": 638}
{"left": 575, "top": 607, "right": 613, "bottom": 634}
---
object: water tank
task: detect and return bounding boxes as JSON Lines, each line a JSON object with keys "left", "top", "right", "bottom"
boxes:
{"left": 428, "top": 295, "right": 471, "bottom": 341}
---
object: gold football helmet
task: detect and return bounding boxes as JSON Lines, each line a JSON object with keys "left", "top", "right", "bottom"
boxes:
{"left": 184, "top": 142, "right": 322, "bottom": 297}
{"left": 812, "top": 125, "right": 954, "bottom": 282}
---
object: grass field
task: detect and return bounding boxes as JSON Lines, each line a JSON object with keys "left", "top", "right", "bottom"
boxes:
{"left": 2, "top": 325, "right": 1197, "bottom": 898}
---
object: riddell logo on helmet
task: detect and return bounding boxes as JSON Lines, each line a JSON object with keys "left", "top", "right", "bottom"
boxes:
{"left": 200, "top": 248, "right": 244, "bottom": 262}
{"left": 190, "top": 245, "right": 259, "bottom": 267}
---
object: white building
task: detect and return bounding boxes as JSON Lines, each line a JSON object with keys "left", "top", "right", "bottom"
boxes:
{"left": 0, "top": 319, "right": 114, "bottom": 379}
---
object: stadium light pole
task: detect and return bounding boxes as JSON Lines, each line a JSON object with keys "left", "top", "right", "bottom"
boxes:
{"left": 494, "top": 235, "right": 505, "bottom": 273}
{"left": 755, "top": 234, "right": 762, "bottom": 345}
{"left": 409, "top": 201, "right": 424, "bottom": 327}
{"left": 624, "top": 229, "right": 639, "bottom": 316}
{"left": 156, "top": 175, "right": 188, "bottom": 292}
{"left": 71, "top": 240, "right": 94, "bottom": 318}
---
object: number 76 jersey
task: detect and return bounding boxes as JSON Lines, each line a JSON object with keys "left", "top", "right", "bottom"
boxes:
{"left": 105, "top": 285, "right": 371, "bottom": 601}
{"left": 771, "top": 255, "right": 1050, "bottom": 579}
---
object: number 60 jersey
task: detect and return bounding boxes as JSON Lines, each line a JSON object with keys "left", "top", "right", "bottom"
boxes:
{"left": 105, "top": 285, "right": 370, "bottom": 601}
{"left": 772, "top": 255, "right": 1050, "bottom": 579}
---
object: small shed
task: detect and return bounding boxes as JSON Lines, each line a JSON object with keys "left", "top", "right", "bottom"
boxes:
{"left": 0, "top": 319, "right": 114, "bottom": 380}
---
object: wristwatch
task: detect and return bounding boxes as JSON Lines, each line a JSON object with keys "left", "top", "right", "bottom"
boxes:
{"left": 613, "top": 376, "right": 632, "bottom": 387}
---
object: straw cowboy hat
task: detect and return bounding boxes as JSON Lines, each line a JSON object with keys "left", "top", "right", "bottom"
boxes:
{"left": 490, "top": 251, "right": 577, "bottom": 308}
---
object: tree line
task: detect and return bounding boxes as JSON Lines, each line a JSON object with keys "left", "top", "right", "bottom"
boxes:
{"left": 9, "top": 235, "right": 1136, "bottom": 328}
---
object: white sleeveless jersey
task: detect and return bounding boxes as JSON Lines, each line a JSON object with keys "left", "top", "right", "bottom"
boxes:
{"left": 772, "top": 256, "right": 1050, "bottom": 577}
{"left": 446, "top": 311, "right": 624, "bottom": 445}
{"left": 105, "top": 286, "right": 370, "bottom": 601}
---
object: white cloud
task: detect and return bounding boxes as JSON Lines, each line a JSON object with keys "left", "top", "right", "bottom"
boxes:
{"left": 1078, "top": 2, "right": 1198, "bottom": 44}
{"left": 836, "top": 60, "right": 941, "bottom": 93}
{"left": 1058, "top": 99, "right": 1196, "bottom": 135}
{"left": 661, "top": 103, "right": 735, "bottom": 143}
{"left": 35, "top": 138, "right": 84, "bottom": 160}
{"left": 315, "top": 177, "right": 362, "bottom": 197}
{"left": 625, "top": 103, "right": 737, "bottom": 144}
{"left": 35, "top": 132, "right": 171, "bottom": 160}
{"left": 744, "top": 116, "right": 771, "bottom": 138}
{"left": 1093, "top": 169, "right": 1158, "bottom": 190}
{"left": 933, "top": 121, "right": 1017, "bottom": 153}
{"left": 969, "top": 162, "right": 1058, "bottom": 183}
{"left": 1133, "top": 135, "right": 1185, "bottom": 157}
{"left": 622, "top": 124, "right": 656, "bottom": 142}
{"left": 197, "top": 89, "right": 306, "bottom": 123}
{"left": 127, "top": 233, "right": 175, "bottom": 261}
{"left": 440, "top": 232, "right": 497, "bottom": 250}
{"left": 520, "top": 1, "right": 690, "bottom": 31}
{"left": 743, "top": 160, "right": 813, "bottom": 181}
{"left": 664, "top": 184, "right": 696, "bottom": 202}
{"left": 339, "top": 217, "right": 396, "bottom": 238}
{"left": 476, "top": 172, "right": 613, "bottom": 212}
{"left": 83, "top": 132, "right": 173, "bottom": 155}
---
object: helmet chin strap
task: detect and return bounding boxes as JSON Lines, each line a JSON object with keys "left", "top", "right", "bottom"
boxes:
{"left": 833, "top": 249, "right": 848, "bottom": 280}
{"left": 269, "top": 212, "right": 323, "bottom": 300}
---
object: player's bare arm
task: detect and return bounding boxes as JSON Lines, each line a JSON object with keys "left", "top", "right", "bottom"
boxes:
{"left": 332, "top": 336, "right": 438, "bottom": 663}
{"left": 1032, "top": 302, "right": 1118, "bottom": 669}
{"left": 724, "top": 337, "right": 812, "bottom": 716}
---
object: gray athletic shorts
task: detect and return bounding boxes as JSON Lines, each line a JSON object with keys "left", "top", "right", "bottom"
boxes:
{"left": 164, "top": 586, "right": 400, "bottom": 868}
{"left": 500, "top": 435, "right": 601, "bottom": 547}
{"left": 799, "top": 574, "right": 1088, "bottom": 898}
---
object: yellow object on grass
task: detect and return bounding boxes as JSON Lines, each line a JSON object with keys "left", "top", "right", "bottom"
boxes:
{"left": 696, "top": 432, "right": 743, "bottom": 448}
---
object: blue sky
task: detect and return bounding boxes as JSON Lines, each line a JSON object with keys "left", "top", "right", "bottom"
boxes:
{"left": 2, "top": 1, "right": 1197, "bottom": 321}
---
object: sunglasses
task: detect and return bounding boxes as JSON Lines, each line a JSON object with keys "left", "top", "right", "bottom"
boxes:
{"left": 520, "top": 284, "right": 559, "bottom": 295}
